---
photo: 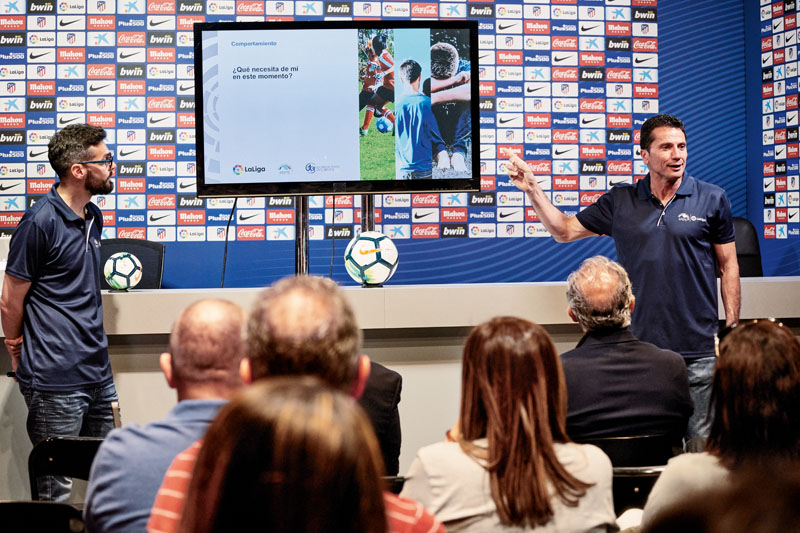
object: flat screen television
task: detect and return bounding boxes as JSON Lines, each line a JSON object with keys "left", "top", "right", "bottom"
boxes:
{"left": 193, "top": 19, "right": 480, "bottom": 197}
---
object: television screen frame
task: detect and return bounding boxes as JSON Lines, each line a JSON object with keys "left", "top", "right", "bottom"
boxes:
{"left": 193, "top": 19, "right": 481, "bottom": 198}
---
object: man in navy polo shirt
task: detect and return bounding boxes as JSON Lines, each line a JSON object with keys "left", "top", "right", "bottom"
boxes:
{"left": 504, "top": 114, "right": 740, "bottom": 442}
{"left": 1, "top": 123, "right": 118, "bottom": 501}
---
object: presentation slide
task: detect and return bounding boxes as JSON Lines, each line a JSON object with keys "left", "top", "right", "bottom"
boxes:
{"left": 202, "top": 29, "right": 361, "bottom": 184}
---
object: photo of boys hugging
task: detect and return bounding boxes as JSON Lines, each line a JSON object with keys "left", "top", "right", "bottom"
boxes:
{"left": 394, "top": 58, "right": 445, "bottom": 180}
{"left": 422, "top": 35, "right": 472, "bottom": 174}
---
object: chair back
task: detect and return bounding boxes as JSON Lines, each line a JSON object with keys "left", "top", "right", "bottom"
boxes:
{"left": 612, "top": 466, "right": 665, "bottom": 515}
{"left": 0, "top": 501, "right": 84, "bottom": 532}
{"left": 382, "top": 476, "right": 405, "bottom": 495}
{"left": 732, "top": 216, "right": 763, "bottom": 277}
{"left": 28, "top": 437, "right": 104, "bottom": 501}
{"left": 99, "top": 238, "right": 165, "bottom": 289}
{"left": 578, "top": 434, "right": 675, "bottom": 467}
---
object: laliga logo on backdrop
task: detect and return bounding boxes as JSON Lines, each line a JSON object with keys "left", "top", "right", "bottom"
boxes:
{"left": 149, "top": 66, "right": 159, "bottom": 76}
{"left": 0, "top": 68, "right": 8, "bottom": 77}
{"left": 0, "top": 166, "right": 7, "bottom": 175}
{"left": 208, "top": 2, "right": 217, "bottom": 11}
{"left": 28, "top": 132, "right": 39, "bottom": 142}
{"left": 149, "top": 163, "right": 159, "bottom": 173}
{"left": 233, "top": 164, "right": 243, "bottom": 175}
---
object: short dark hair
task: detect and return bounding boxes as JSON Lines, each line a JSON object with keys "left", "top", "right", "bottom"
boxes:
{"left": 48, "top": 123, "right": 107, "bottom": 178}
{"left": 707, "top": 320, "right": 800, "bottom": 465}
{"left": 247, "top": 276, "right": 361, "bottom": 391}
{"left": 371, "top": 35, "right": 386, "bottom": 55}
{"left": 430, "top": 42, "right": 459, "bottom": 80}
{"left": 399, "top": 59, "right": 421, "bottom": 85}
{"left": 639, "top": 114, "right": 686, "bottom": 151}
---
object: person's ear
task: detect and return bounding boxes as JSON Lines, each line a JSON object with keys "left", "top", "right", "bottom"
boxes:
{"left": 350, "top": 354, "right": 371, "bottom": 399}
{"left": 239, "top": 357, "right": 253, "bottom": 385}
{"left": 567, "top": 307, "right": 579, "bottom": 323}
{"left": 159, "top": 352, "right": 175, "bottom": 388}
{"left": 629, "top": 296, "right": 636, "bottom": 315}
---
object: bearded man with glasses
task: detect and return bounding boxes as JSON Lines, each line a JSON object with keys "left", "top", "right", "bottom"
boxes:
{"left": 1, "top": 123, "right": 118, "bottom": 502}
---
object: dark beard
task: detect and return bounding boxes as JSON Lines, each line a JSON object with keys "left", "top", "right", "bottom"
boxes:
{"left": 87, "top": 176, "right": 114, "bottom": 195}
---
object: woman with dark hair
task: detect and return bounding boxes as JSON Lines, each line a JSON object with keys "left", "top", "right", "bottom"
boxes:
{"left": 641, "top": 319, "right": 800, "bottom": 529}
{"left": 177, "top": 377, "right": 388, "bottom": 533}
{"left": 401, "top": 317, "right": 616, "bottom": 532}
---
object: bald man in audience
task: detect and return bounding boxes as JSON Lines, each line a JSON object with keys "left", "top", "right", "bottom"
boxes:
{"left": 84, "top": 299, "right": 246, "bottom": 533}
{"left": 147, "top": 276, "right": 438, "bottom": 533}
{"left": 560, "top": 256, "right": 693, "bottom": 444}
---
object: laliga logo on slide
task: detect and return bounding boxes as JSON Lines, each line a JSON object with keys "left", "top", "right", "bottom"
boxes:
{"left": 233, "top": 164, "right": 244, "bottom": 175}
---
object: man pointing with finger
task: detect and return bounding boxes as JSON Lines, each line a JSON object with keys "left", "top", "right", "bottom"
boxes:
{"left": 504, "top": 114, "right": 740, "bottom": 442}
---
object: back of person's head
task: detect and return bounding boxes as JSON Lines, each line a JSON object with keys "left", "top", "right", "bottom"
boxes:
{"left": 399, "top": 59, "right": 421, "bottom": 85}
{"left": 48, "top": 123, "right": 107, "bottom": 178}
{"left": 371, "top": 35, "right": 386, "bottom": 54}
{"left": 166, "top": 299, "right": 245, "bottom": 395}
{"left": 247, "top": 275, "right": 361, "bottom": 391}
{"left": 430, "top": 42, "right": 459, "bottom": 80}
{"left": 644, "top": 458, "right": 800, "bottom": 533}
{"left": 458, "top": 316, "right": 591, "bottom": 527}
{"left": 707, "top": 319, "right": 800, "bottom": 465}
{"left": 178, "top": 377, "right": 387, "bottom": 533}
{"left": 566, "top": 255, "right": 634, "bottom": 331}
{"left": 639, "top": 113, "right": 686, "bottom": 151}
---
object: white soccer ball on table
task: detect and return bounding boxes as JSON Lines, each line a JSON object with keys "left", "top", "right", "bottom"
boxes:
{"left": 344, "top": 231, "right": 398, "bottom": 286}
{"left": 103, "top": 252, "right": 143, "bottom": 290}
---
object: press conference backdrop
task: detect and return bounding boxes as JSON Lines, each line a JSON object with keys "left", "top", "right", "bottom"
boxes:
{"left": 747, "top": 0, "right": 800, "bottom": 276}
{"left": 0, "top": 0, "right": 755, "bottom": 287}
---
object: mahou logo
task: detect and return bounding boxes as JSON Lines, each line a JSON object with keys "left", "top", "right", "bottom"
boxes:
{"left": 27, "top": 179, "right": 54, "bottom": 194}
{"left": 117, "top": 178, "right": 145, "bottom": 193}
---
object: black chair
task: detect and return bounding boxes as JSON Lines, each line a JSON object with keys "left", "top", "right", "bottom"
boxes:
{"left": 99, "top": 238, "right": 165, "bottom": 289}
{"left": 732, "top": 216, "right": 763, "bottom": 277}
{"left": 577, "top": 434, "right": 676, "bottom": 515}
{"left": 0, "top": 501, "right": 84, "bottom": 532}
{"left": 578, "top": 434, "right": 676, "bottom": 467}
{"left": 382, "top": 476, "right": 405, "bottom": 495}
{"left": 28, "top": 437, "right": 104, "bottom": 501}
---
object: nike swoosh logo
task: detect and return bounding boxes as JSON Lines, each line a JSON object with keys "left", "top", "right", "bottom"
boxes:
{"left": 57, "top": 117, "right": 78, "bottom": 125}
{"left": 634, "top": 57, "right": 653, "bottom": 64}
{"left": 526, "top": 86, "right": 544, "bottom": 93}
{"left": 764, "top": 180, "right": 773, "bottom": 188}
{"left": 149, "top": 117, "right": 168, "bottom": 124}
{"left": 609, "top": 179, "right": 628, "bottom": 186}
{"left": 59, "top": 19, "right": 79, "bottom": 26}
{"left": 239, "top": 213, "right": 259, "bottom": 221}
{"left": 776, "top": 147, "right": 785, "bottom": 156}
{"left": 536, "top": 179, "right": 548, "bottom": 186}
{"left": 581, "top": 118, "right": 601, "bottom": 124}
{"left": 790, "top": 212, "right": 798, "bottom": 220}
{"left": 149, "top": 19, "right": 169, "bottom": 26}
{"left": 178, "top": 182, "right": 194, "bottom": 189}
{"left": 498, "top": 211, "right": 517, "bottom": 219}
{"left": 553, "top": 55, "right": 571, "bottom": 62}
{"left": 89, "top": 83, "right": 111, "bottom": 91}
{"left": 119, "top": 51, "right": 140, "bottom": 59}
{"left": 581, "top": 25, "right": 599, "bottom": 31}
{"left": 119, "top": 149, "right": 140, "bottom": 157}
{"left": 763, "top": 56, "right": 770, "bottom": 64}
{"left": 179, "top": 84, "right": 194, "bottom": 91}
{"left": 149, "top": 214, "right": 170, "bottom": 222}
{"left": 29, "top": 149, "right": 48, "bottom": 157}
{"left": 498, "top": 117, "right": 518, "bottom": 125}
{"left": 554, "top": 148, "right": 573, "bottom": 156}
{"left": 0, "top": 183, "right": 20, "bottom": 191}
{"left": 359, "top": 248, "right": 380, "bottom": 255}
{"left": 774, "top": 21, "right": 781, "bottom": 30}
{"left": 413, "top": 213, "right": 432, "bottom": 220}
{"left": 498, "top": 23, "right": 517, "bottom": 30}
{"left": 29, "top": 52, "right": 50, "bottom": 60}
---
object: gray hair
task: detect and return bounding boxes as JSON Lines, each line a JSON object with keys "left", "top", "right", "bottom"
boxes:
{"left": 566, "top": 256, "right": 633, "bottom": 331}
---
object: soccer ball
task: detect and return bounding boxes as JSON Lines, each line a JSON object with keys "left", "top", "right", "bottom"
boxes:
{"left": 376, "top": 116, "right": 393, "bottom": 134}
{"left": 103, "top": 252, "right": 143, "bottom": 290}
{"left": 344, "top": 231, "right": 399, "bottom": 286}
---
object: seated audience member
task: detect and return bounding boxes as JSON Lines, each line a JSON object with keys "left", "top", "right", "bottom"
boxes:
{"left": 641, "top": 319, "right": 800, "bottom": 530}
{"left": 560, "top": 256, "right": 693, "bottom": 443}
{"left": 84, "top": 299, "right": 245, "bottom": 532}
{"left": 643, "top": 459, "right": 800, "bottom": 533}
{"left": 178, "top": 377, "right": 388, "bottom": 533}
{"left": 360, "top": 361, "right": 403, "bottom": 476}
{"left": 148, "top": 276, "right": 441, "bottom": 533}
{"left": 401, "top": 316, "right": 617, "bottom": 532}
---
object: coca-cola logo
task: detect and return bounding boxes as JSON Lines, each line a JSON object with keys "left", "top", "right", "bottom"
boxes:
{"left": 147, "top": 195, "right": 176, "bottom": 208}
{"left": 237, "top": 226, "right": 266, "bottom": 240}
{"left": 412, "top": 194, "right": 439, "bottom": 207}
{"left": 410, "top": 3, "right": 437, "bottom": 16}
{"left": 117, "top": 228, "right": 146, "bottom": 239}
{"left": 87, "top": 65, "right": 115, "bottom": 78}
{"left": 580, "top": 99, "right": 605, "bottom": 112}
{"left": 551, "top": 36, "right": 577, "bottom": 50}
{"left": 581, "top": 192, "right": 604, "bottom": 205}
{"left": 412, "top": 224, "right": 439, "bottom": 238}
{"left": 553, "top": 130, "right": 578, "bottom": 142}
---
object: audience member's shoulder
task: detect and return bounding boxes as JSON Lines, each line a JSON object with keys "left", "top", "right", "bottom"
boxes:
{"left": 556, "top": 442, "right": 612, "bottom": 474}
{"left": 384, "top": 492, "right": 445, "bottom": 533}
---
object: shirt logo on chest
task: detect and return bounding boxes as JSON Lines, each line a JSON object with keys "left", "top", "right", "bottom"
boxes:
{"left": 677, "top": 213, "right": 707, "bottom": 223}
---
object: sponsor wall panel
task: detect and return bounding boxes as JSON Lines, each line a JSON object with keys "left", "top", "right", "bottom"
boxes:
{"left": 1, "top": 0, "right": 668, "bottom": 286}
{"left": 746, "top": 0, "right": 800, "bottom": 275}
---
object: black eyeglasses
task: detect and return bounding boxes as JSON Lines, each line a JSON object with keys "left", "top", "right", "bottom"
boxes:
{"left": 77, "top": 153, "right": 114, "bottom": 168}
{"left": 714, "top": 318, "right": 784, "bottom": 357}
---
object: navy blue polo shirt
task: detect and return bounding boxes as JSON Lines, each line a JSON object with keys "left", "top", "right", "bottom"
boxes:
{"left": 6, "top": 185, "right": 111, "bottom": 391}
{"left": 576, "top": 174, "right": 735, "bottom": 359}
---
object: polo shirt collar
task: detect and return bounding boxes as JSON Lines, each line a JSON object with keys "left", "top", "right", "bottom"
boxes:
{"left": 637, "top": 173, "right": 697, "bottom": 201}
{"left": 48, "top": 184, "right": 91, "bottom": 223}
{"left": 575, "top": 327, "right": 638, "bottom": 348}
